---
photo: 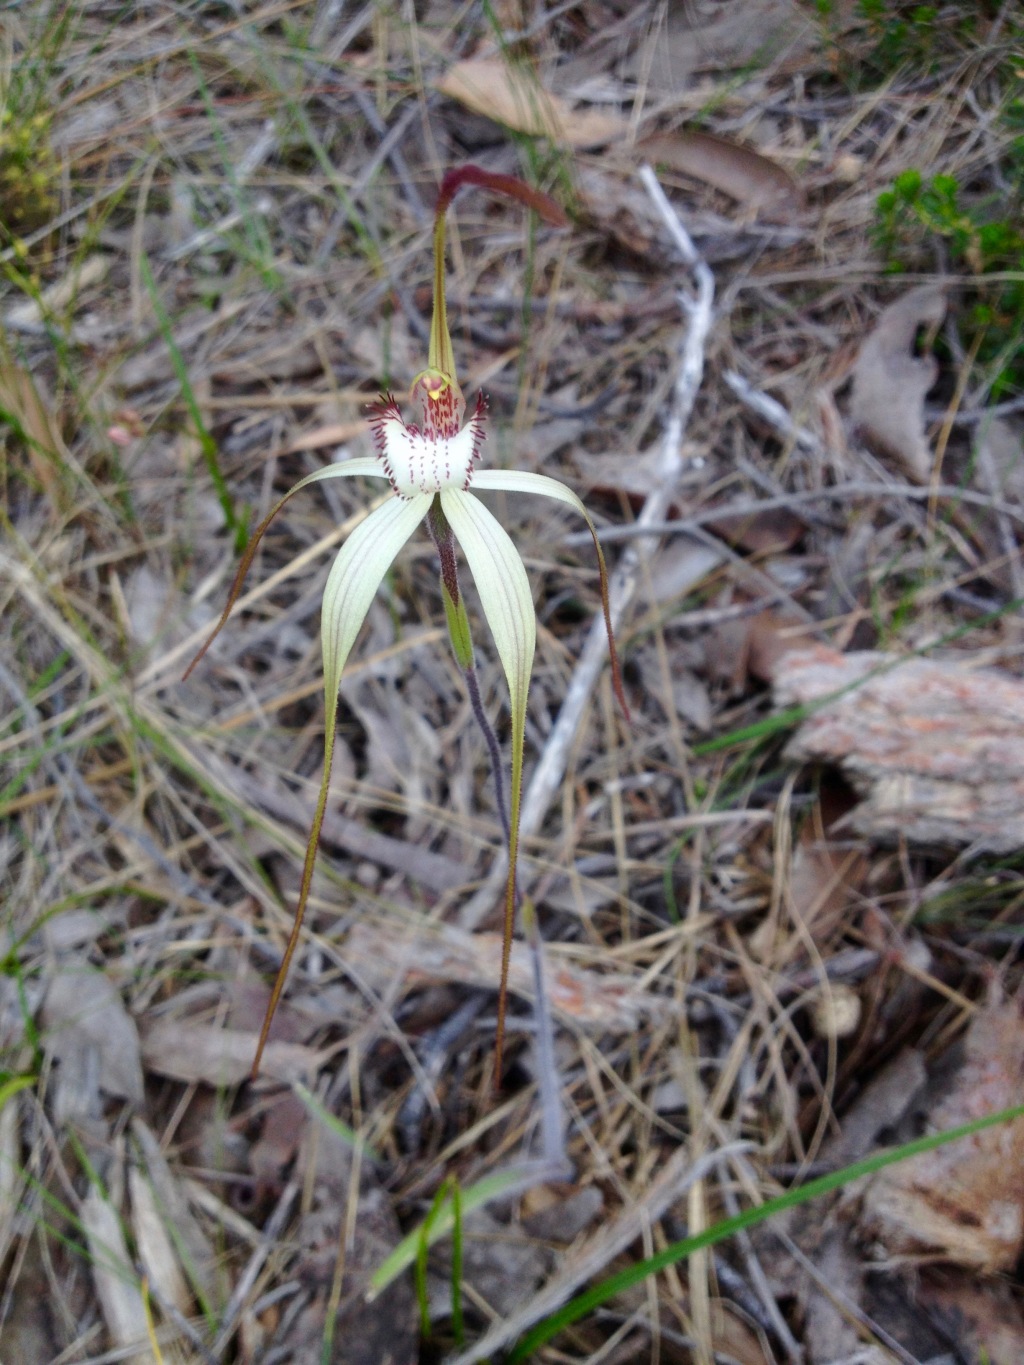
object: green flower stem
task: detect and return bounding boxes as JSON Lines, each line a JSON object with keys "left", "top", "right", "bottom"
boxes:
{"left": 428, "top": 498, "right": 475, "bottom": 671}
{"left": 428, "top": 494, "right": 519, "bottom": 985}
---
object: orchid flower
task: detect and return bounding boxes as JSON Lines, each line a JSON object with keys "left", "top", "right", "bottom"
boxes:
{"left": 186, "top": 165, "right": 626, "bottom": 1081}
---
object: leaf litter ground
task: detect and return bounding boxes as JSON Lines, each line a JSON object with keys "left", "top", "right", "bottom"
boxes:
{"left": 3, "top": 2, "right": 1024, "bottom": 1362}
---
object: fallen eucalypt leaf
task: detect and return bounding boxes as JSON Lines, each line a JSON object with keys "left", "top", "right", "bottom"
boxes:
{"left": 185, "top": 164, "right": 628, "bottom": 1084}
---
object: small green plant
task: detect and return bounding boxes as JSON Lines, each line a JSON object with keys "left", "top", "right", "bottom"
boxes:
{"left": 820, "top": 1, "right": 981, "bottom": 88}
{"left": 857, "top": 0, "right": 940, "bottom": 72}
{"left": 0, "top": 106, "right": 58, "bottom": 240}
{"left": 875, "top": 168, "right": 1024, "bottom": 399}
{"left": 0, "top": 0, "right": 75, "bottom": 244}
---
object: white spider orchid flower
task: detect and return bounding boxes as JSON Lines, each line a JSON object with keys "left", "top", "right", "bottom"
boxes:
{"left": 187, "top": 165, "right": 626, "bottom": 1080}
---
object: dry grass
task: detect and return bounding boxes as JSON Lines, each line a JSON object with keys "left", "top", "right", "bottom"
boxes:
{"left": 2, "top": 2, "right": 1024, "bottom": 1362}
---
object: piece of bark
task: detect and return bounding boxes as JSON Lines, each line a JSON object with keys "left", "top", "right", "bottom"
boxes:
{"left": 774, "top": 646, "right": 1024, "bottom": 852}
{"left": 858, "top": 998, "right": 1024, "bottom": 1272}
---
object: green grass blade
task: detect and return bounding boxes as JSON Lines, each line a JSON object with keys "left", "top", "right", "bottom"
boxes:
{"left": 507, "top": 1101, "right": 1024, "bottom": 1361}
{"left": 416, "top": 1181, "right": 451, "bottom": 1339}
{"left": 369, "top": 1165, "right": 545, "bottom": 1300}
{"left": 139, "top": 252, "right": 245, "bottom": 550}
{"left": 292, "top": 1082, "right": 380, "bottom": 1162}
{"left": 450, "top": 1178, "right": 465, "bottom": 1348}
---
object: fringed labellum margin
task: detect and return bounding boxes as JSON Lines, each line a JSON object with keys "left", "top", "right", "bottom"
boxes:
{"left": 185, "top": 163, "right": 627, "bottom": 1085}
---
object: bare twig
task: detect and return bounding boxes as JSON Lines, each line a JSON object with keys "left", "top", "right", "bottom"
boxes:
{"left": 566, "top": 482, "right": 1024, "bottom": 544}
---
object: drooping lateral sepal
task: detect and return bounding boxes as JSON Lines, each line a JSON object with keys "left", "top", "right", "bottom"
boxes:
{"left": 439, "top": 487, "right": 537, "bottom": 1077}
{"left": 250, "top": 491, "right": 432, "bottom": 1076}
{"left": 183, "top": 457, "right": 389, "bottom": 683}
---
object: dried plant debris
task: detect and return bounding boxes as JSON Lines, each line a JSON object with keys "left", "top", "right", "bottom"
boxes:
{"left": 637, "top": 130, "right": 802, "bottom": 223}
{"left": 81, "top": 1178, "right": 153, "bottom": 1365}
{"left": 3, "top": 1, "right": 1024, "bottom": 1360}
{"left": 141, "top": 1014, "right": 330, "bottom": 1087}
{"left": 437, "top": 58, "right": 626, "bottom": 149}
{"left": 42, "top": 964, "right": 144, "bottom": 1125}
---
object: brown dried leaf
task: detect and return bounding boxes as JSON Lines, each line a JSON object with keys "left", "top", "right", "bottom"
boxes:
{"left": 248, "top": 1090, "right": 307, "bottom": 1187}
{"left": 849, "top": 285, "right": 946, "bottom": 480}
{"left": 128, "top": 1163, "right": 192, "bottom": 1315}
{"left": 789, "top": 779, "right": 868, "bottom": 948}
{"left": 706, "top": 504, "right": 807, "bottom": 554}
{"left": 43, "top": 965, "right": 144, "bottom": 1123}
{"left": 131, "top": 1118, "right": 226, "bottom": 1309}
{"left": 745, "top": 608, "right": 813, "bottom": 684}
{"left": 638, "top": 130, "right": 802, "bottom": 222}
{"left": 140, "top": 1018, "right": 328, "bottom": 1086}
{"left": 859, "top": 998, "right": 1024, "bottom": 1271}
{"left": 437, "top": 59, "right": 626, "bottom": 148}
{"left": 649, "top": 539, "right": 725, "bottom": 607}
{"left": 774, "top": 646, "right": 1024, "bottom": 852}
{"left": 285, "top": 419, "right": 369, "bottom": 454}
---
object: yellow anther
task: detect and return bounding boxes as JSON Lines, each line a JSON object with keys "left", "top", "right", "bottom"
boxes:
{"left": 410, "top": 367, "right": 452, "bottom": 404}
